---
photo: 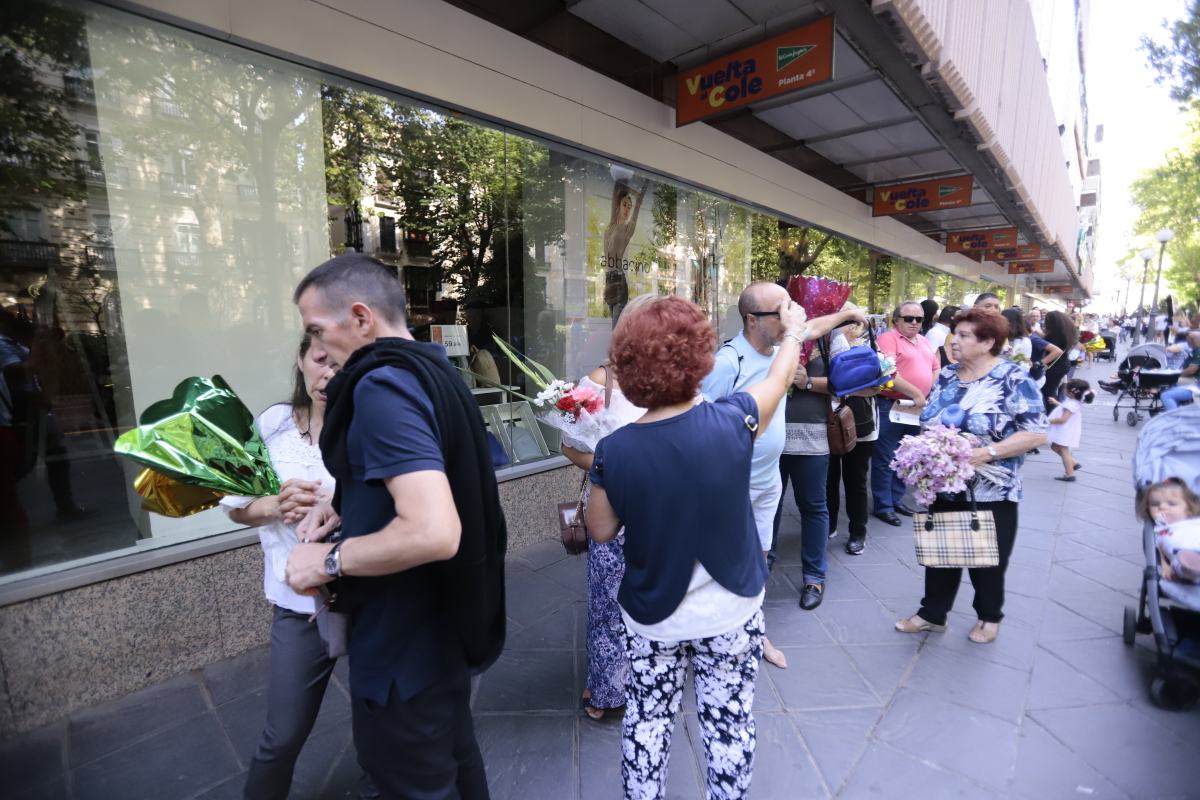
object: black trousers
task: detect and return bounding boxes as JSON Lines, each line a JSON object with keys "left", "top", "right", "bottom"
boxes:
{"left": 352, "top": 666, "right": 489, "bottom": 800}
{"left": 827, "top": 439, "right": 875, "bottom": 538}
{"left": 1041, "top": 358, "right": 1070, "bottom": 411}
{"left": 917, "top": 499, "right": 1018, "bottom": 625}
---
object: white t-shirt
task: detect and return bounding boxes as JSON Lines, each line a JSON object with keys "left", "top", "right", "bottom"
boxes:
{"left": 621, "top": 561, "right": 763, "bottom": 642}
{"left": 924, "top": 322, "right": 950, "bottom": 351}
{"left": 220, "top": 404, "right": 335, "bottom": 615}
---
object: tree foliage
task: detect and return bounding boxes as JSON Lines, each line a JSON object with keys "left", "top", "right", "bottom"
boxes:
{"left": 1130, "top": 112, "right": 1200, "bottom": 307}
{"left": 0, "top": 3, "right": 87, "bottom": 233}
{"left": 1143, "top": 1, "right": 1200, "bottom": 106}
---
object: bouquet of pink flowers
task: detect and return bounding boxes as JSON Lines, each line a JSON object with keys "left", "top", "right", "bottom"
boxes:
{"left": 890, "top": 424, "right": 976, "bottom": 507}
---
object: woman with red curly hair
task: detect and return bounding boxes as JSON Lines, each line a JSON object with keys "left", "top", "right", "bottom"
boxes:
{"left": 583, "top": 294, "right": 807, "bottom": 799}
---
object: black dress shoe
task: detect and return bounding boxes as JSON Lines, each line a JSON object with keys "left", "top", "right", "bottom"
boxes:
{"left": 800, "top": 583, "right": 824, "bottom": 610}
{"left": 895, "top": 506, "right": 914, "bottom": 517}
{"left": 845, "top": 536, "right": 865, "bottom": 555}
{"left": 874, "top": 511, "right": 902, "bottom": 526}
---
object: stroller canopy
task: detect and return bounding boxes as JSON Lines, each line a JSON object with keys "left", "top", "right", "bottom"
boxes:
{"left": 1133, "top": 402, "right": 1200, "bottom": 494}
{"left": 1125, "top": 342, "right": 1171, "bottom": 368}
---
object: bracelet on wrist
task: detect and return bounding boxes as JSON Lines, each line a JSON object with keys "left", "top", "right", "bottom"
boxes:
{"left": 783, "top": 332, "right": 805, "bottom": 346}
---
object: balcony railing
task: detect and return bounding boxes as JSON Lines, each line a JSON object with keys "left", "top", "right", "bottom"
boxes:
{"left": 0, "top": 240, "right": 60, "bottom": 266}
{"left": 63, "top": 76, "right": 96, "bottom": 104}
{"left": 75, "top": 160, "right": 132, "bottom": 189}
{"left": 237, "top": 183, "right": 258, "bottom": 201}
{"left": 159, "top": 173, "right": 197, "bottom": 197}
{"left": 166, "top": 251, "right": 201, "bottom": 270}
{"left": 152, "top": 97, "right": 187, "bottom": 118}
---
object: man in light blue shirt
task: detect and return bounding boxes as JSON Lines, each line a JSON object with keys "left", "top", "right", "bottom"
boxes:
{"left": 702, "top": 282, "right": 864, "bottom": 662}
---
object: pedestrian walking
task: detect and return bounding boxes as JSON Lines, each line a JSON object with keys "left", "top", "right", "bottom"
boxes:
{"left": 221, "top": 336, "right": 377, "bottom": 800}
{"left": 1048, "top": 378, "right": 1094, "bottom": 482}
{"left": 286, "top": 253, "right": 505, "bottom": 800}
{"left": 584, "top": 295, "right": 847, "bottom": 799}
{"left": 894, "top": 308, "right": 1047, "bottom": 644}
{"left": 1041, "top": 310, "right": 1078, "bottom": 411}
{"left": 871, "top": 302, "right": 940, "bottom": 526}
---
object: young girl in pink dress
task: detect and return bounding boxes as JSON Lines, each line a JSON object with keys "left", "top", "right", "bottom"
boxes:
{"left": 1048, "top": 378, "right": 1094, "bottom": 482}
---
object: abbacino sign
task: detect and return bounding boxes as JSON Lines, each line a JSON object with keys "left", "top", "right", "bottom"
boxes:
{"left": 872, "top": 176, "right": 973, "bottom": 217}
{"left": 676, "top": 16, "right": 834, "bottom": 126}
{"left": 945, "top": 226, "right": 1018, "bottom": 253}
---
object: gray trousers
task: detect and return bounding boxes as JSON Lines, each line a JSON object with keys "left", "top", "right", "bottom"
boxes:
{"left": 244, "top": 606, "right": 375, "bottom": 799}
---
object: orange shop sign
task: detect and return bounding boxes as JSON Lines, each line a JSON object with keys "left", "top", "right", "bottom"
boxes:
{"left": 872, "top": 176, "right": 973, "bottom": 217}
{"left": 945, "top": 226, "right": 1018, "bottom": 252}
{"left": 676, "top": 16, "right": 834, "bottom": 126}
{"left": 986, "top": 243, "right": 1041, "bottom": 261}
{"left": 1040, "top": 284, "right": 1074, "bottom": 294}
{"left": 1006, "top": 260, "right": 1054, "bottom": 274}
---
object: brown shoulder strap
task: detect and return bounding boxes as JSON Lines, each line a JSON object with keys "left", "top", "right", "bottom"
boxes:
{"left": 601, "top": 364, "right": 613, "bottom": 407}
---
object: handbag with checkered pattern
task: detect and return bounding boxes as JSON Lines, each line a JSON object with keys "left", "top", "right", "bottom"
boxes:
{"left": 912, "top": 485, "right": 999, "bottom": 568}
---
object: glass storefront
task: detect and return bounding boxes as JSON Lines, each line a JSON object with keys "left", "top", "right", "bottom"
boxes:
{"left": 0, "top": 0, "right": 1009, "bottom": 584}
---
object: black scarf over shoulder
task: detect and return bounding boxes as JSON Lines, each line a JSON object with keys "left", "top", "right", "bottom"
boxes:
{"left": 320, "top": 337, "right": 507, "bottom": 672}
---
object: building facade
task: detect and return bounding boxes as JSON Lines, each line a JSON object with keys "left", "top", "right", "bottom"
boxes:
{"left": 0, "top": 0, "right": 1095, "bottom": 734}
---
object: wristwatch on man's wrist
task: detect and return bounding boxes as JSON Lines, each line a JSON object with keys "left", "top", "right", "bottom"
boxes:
{"left": 805, "top": 378, "right": 813, "bottom": 391}
{"left": 324, "top": 541, "right": 343, "bottom": 577}
{"left": 985, "top": 445, "right": 999, "bottom": 461}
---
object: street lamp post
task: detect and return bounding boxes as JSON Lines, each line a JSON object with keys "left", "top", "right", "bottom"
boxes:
{"left": 1133, "top": 247, "right": 1155, "bottom": 346}
{"left": 1150, "top": 228, "right": 1175, "bottom": 345}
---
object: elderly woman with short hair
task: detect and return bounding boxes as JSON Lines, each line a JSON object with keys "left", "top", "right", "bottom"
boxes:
{"left": 894, "top": 308, "right": 1047, "bottom": 644}
{"left": 585, "top": 294, "right": 862, "bottom": 798}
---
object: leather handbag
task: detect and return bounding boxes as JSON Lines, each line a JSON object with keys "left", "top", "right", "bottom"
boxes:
{"left": 817, "top": 336, "right": 858, "bottom": 456}
{"left": 558, "top": 474, "right": 590, "bottom": 555}
{"left": 912, "top": 486, "right": 999, "bottom": 568}
{"left": 826, "top": 398, "right": 857, "bottom": 456}
{"left": 555, "top": 366, "right": 614, "bottom": 555}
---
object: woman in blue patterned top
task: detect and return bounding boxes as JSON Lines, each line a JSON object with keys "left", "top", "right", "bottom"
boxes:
{"left": 894, "top": 308, "right": 1047, "bottom": 644}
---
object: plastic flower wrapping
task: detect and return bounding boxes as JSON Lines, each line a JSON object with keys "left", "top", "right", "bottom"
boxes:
{"left": 787, "top": 274, "right": 852, "bottom": 365}
{"left": 878, "top": 353, "right": 897, "bottom": 390}
{"left": 114, "top": 376, "right": 281, "bottom": 517}
{"left": 889, "top": 423, "right": 976, "bottom": 507}
{"left": 472, "top": 337, "right": 623, "bottom": 453}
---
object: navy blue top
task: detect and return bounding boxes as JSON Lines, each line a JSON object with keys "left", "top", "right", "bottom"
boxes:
{"left": 340, "top": 364, "right": 462, "bottom": 704}
{"left": 589, "top": 392, "right": 769, "bottom": 625}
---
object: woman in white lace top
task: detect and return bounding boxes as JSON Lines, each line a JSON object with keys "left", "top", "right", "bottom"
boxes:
{"left": 219, "top": 336, "right": 373, "bottom": 799}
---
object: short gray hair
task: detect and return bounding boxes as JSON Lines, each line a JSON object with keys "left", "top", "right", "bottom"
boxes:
{"left": 893, "top": 300, "right": 923, "bottom": 320}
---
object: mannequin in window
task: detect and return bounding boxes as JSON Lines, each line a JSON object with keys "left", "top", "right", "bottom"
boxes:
{"left": 603, "top": 179, "right": 648, "bottom": 327}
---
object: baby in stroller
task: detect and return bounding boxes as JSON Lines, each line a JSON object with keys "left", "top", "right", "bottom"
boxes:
{"left": 1124, "top": 401, "right": 1200, "bottom": 708}
{"left": 1138, "top": 478, "right": 1200, "bottom": 605}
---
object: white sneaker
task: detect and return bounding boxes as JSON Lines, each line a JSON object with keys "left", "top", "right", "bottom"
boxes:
{"left": 828, "top": 529, "right": 837, "bottom": 539}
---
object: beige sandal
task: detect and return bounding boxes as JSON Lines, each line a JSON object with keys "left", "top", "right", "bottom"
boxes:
{"left": 763, "top": 637, "right": 789, "bottom": 669}
{"left": 894, "top": 614, "right": 946, "bottom": 634}
{"left": 968, "top": 621, "right": 1000, "bottom": 644}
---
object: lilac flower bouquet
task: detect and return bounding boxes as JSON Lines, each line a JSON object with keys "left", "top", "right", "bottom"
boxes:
{"left": 889, "top": 423, "right": 976, "bottom": 507}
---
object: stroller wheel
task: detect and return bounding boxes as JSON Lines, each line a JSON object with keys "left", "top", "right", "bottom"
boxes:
{"left": 1127, "top": 411, "right": 1139, "bottom": 427}
{"left": 1123, "top": 606, "right": 1137, "bottom": 645}
{"left": 1112, "top": 405, "right": 1119, "bottom": 422}
{"left": 1150, "top": 673, "right": 1200, "bottom": 710}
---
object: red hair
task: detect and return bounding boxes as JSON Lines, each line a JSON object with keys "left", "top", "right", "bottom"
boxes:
{"left": 951, "top": 308, "right": 1009, "bottom": 356}
{"left": 610, "top": 297, "right": 715, "bottom": 409}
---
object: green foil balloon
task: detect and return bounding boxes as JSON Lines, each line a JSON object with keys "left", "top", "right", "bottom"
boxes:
{"left": 114, "top": 376, "right": 281, "bottom": 497}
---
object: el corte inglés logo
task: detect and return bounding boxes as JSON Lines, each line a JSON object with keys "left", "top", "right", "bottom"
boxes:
{"left": 777, "top": 45, "right": 815, "bottom": 71}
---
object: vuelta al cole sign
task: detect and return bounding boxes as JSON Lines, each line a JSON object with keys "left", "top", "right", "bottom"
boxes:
{"left": 945, "top": 226, "right": 1018, "bottom": 253}
{"left": 872, "top": 176, "right": 973, "bottom": 217}
{"left": 676, "top": 16, "right": 834, "bottom": 126}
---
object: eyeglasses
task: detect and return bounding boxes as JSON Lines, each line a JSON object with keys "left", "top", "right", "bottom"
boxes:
{"left": 898, "top": 315, "right": 923, "bottom": 324}
{"left": 747, "top": 311, "right": 780, "bottom": 318}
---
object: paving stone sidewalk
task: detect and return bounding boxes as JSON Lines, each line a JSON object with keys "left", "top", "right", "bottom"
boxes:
{"left": 5, "top": 356, "right": 1200, "bottom": 799}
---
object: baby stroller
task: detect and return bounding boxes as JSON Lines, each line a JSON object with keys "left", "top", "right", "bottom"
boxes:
{"left": 1099, "top": 342, "right": 1181, "bottom": 427}
{"left": 1124, "top": 401, "right": 1200, "bottom": 709}
{"left": 1095, "top": 333, "right": 1118, "bottom": 363}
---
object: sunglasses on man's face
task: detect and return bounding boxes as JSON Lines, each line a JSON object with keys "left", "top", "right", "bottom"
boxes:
{"left": 898, "top": 315, "right": 923, "bottom": 324}
{"left": 747, "top": 311, "right": 780, "bottom": 318}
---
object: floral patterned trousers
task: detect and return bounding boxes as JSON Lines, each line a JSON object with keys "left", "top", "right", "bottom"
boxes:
{"left": 621, "top": 609, "right": 764, "bottom": 800}
{"left": 586, "top": 535, "right": 628, "bottom": 709}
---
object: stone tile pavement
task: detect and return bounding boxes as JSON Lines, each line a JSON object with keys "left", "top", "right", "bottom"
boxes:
{"left": 5, "top": 356, "right": 1200, "bottom": 799}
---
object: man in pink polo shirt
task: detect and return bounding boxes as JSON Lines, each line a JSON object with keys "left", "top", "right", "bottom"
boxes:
{"left": 870, "top": 301, "right": 941, "bottom": 526}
